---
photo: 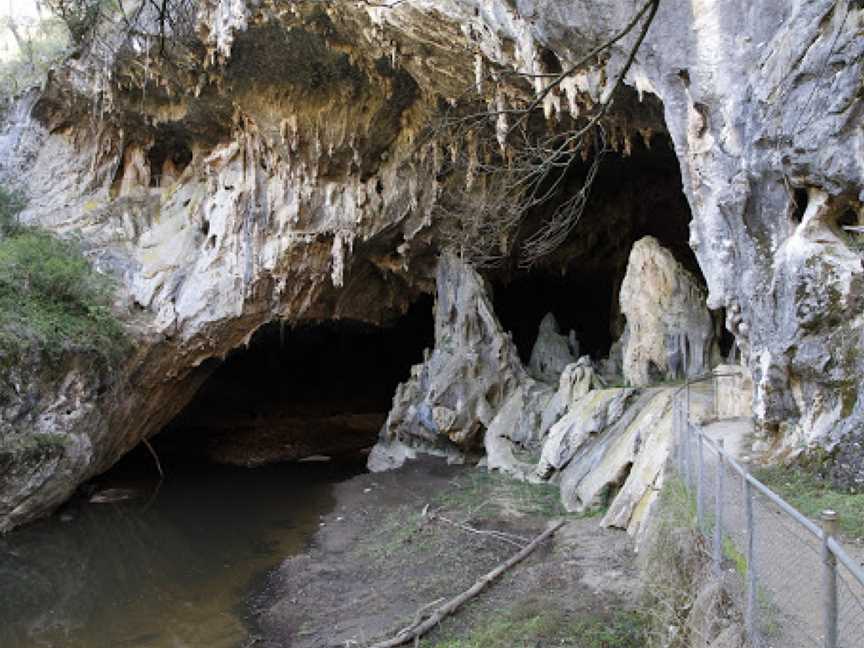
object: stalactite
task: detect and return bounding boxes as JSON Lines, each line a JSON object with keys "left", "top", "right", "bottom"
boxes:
{"left": 495, "top": 86, "right": 508, "bottom": 154}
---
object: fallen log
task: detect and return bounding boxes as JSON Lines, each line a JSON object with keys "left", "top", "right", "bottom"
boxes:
{"left": 367, "top": 519, "right": 566, "bottom": 648}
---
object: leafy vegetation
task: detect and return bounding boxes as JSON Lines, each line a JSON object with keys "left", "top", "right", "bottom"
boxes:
{"left": 0, "top": 185, "right": 26, "bottom": 232}
{"left": 0, "top": 10, "right": 70, "bottom": 99}
{"left": 755, "top": 465, "right": 864, "bottom": 540}
{"left": 0, "top": 186, "right": 126, "bottom": 363}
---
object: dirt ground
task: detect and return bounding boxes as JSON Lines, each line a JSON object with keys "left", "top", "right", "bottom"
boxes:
{"left": 247, "top": 457, "right": 643, "bottom": 647}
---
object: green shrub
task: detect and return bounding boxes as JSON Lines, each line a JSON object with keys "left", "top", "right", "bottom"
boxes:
{"left": 0, "top": 186, "right": 26, "bottom": 234}
{"left": 0, "top": 13, "right": 70, "bottom": 99}
{"left": 0, "top": 190, "right": 126, "bottom": 364}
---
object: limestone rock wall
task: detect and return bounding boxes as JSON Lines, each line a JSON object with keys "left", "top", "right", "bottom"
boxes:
{"left": 379, "top": 0, "right": 864, "bottom": 481}
{"left": 2, "top": 0, "right": 864, "bottom": 529}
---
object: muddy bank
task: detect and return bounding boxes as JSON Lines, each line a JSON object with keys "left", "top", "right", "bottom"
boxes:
{"left": 249, "top": 457, "right": 643, "bottom": 647}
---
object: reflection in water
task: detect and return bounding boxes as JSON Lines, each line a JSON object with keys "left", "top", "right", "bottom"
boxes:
{"left": 0, "top": 449, "right": 350, "bottom": 647}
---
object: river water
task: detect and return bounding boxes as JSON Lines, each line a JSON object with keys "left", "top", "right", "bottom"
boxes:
{"left": 0, "top": 449, "right": 354, "bottom": 647}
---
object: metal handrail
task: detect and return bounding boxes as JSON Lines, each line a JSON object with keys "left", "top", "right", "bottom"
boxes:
{"left": 698, "top": 428, "right": 825, "bottom": 538}
{"left": 828, "top": 537, "right": 864, "bottom": 587}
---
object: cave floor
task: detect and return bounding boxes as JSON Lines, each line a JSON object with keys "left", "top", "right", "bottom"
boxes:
{"left": 250, "top": 457, "right": 642, "bottom": 647}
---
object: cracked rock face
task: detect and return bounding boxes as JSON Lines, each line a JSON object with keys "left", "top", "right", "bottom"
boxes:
{"left": 2, "top": 0, "right": 864, "bottom": 530}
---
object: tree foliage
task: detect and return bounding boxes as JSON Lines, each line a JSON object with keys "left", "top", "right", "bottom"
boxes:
{"left": 0, "top": 186, "right": 26, "bottom": 233}
{"left": 0, "top": 10, "right": 69, "bottom": 98}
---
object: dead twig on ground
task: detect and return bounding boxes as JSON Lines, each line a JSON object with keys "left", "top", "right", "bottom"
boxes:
{"left": 424, "top": 508, "right": 529, "bottom": 549}
{"left": 366, "top": 519, "right": 566, "bottom": 647}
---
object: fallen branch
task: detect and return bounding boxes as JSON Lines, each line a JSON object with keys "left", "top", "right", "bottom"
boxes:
{"left": 367, "top": 519, "right": 566, "bottom": 648}
{"left": 397, "top": 598, "right": 444, "bottom": 637}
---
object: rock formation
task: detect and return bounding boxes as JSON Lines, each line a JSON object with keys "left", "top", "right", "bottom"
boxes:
{"left": 1, "top": 0, "right": 864, "bottom": 530}
{"left": 369, "top": 253, "right": 528, "bottom": 470}
{"left": 528, "top": 313, "right": 579, "bottom": 384}
{"left": 370, "top": 252, "right": 695, "bottom": 540}
{"left": 619, "top": 236, "right": 715, "bottom": 386}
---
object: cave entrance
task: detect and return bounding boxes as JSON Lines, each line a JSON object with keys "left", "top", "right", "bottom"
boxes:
{"left": 153, "top": 297, "right": 434, "bottom": 466}
{"left": 490, "top": 134, "right": 710, "bottom": 367}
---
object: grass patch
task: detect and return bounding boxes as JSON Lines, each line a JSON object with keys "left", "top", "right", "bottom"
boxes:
{"left": 355, "top": 506, "right": 435, "bottom": 563}
{"left": 435, "top": 470, "right": 570, "bottom": 519}
{"left": 422, "top": 605, "right": 646, "bottom": 648}
{"left": 722, "top": 536, "right": 747, "bottom": 578}
{"left": 754, "top": 465, "right": 864, "bottom": 540}
{"left": 356, "top": 470, "right": 573, "bottom": 565}
{"left": 638, "top": 475, "right": 710, "bottom": 648}
{"left": 0, "top": 189, "right": 127, "bottom": 364}
{"left": 658, "top": 475, "right": 698, "bottom": 529}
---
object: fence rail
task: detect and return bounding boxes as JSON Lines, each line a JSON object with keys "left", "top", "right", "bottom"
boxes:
{"left": 673, "top": 376, "right": 864, "bottom": 648}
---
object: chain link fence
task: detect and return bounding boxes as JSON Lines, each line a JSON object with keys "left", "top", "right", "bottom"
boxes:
{"left": 673, "top": 381, "right": 864, "bottom": 648}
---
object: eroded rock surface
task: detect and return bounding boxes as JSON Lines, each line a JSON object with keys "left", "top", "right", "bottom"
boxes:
{"left": 2, "top": 0, "right": 864, "bottom": 529}
{"left": 369, "top": 253, "right": 529, "bottom": 470}
{"left": 528, "top": 313, "right": 579, "bottom": 384}
{"left": 619, "top": 236, "right": 716, "bottom": 386}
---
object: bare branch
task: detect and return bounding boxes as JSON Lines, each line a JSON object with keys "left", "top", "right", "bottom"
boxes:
{"left": 425, "top": 0, "right": 661, "bottom": 269}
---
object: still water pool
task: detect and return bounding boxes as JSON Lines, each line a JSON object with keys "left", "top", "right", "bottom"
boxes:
{"left": 0, "top": 449, "right": 354, "bottom": 647}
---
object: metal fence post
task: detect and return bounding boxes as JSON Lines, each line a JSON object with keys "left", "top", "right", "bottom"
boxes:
{"left": 679, "top": 394, "right": 685, "bottom": 475}
{"left": 684, "top": 356, "right": 691, "bottom": 426}
{"left": 713, "top": 372, "right": 719, "bottom": 420}
{"left": 684, "top": 362, "right": 692, "bottom": 487}
{"left": 745, "top": 476, "right": 758, "bottom": 646}
{"left": 682, "top": 415, "right": 691, "bottom": 488}
{"left": 713, "top": 438, "right": 725, "bottom": 577}
{"left": 675, "top": 393, "right": 683, "bottom": 475}
{"left": 696, "top": 431, "right": 705, "bottom": 531}
{"left": 822, "top": 510, "right": 839, "bottom": 648}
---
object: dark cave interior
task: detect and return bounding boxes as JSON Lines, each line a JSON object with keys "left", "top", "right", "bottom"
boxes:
{"left": 489, "top": 134, "right": 708, "bottom": 363}
{"left": 138, "top": 134, "right": 721, "bottom": 467}
{"left": 152, "top": 296, "right": 434, "bottom": 465}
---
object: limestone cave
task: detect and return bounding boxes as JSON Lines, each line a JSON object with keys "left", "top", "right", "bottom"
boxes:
{"left": 153, "top": 297, "right": 435, "bottom": 466}
{"left": 490, "top": 134, "right": 702, "bottom": 364}
{"left": 2, "top": 1, "right": 863, "bottom": 647}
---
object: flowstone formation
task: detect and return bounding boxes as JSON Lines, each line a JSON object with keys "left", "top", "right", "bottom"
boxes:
{"left": 619, "top": 235, "right": 716, "bottom": 386}
{"left": 2, "top": 0, "right": 864, "bottom": 530}
{"left": 528, "top": 313, "right": 579, "bottom": 384}
{"left": 369, "top": 253, "right": 533, "bottom": 470}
